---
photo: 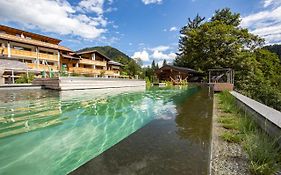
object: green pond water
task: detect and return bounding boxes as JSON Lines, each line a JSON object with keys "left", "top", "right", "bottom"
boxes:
{"left": 0, "top": 86, "right": 212, "bottom": 175}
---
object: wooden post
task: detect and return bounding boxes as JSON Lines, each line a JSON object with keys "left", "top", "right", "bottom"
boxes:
{"left": 232, "top": 70, "right": 235, "bottom": 85}
{"left": 36, "top": 47, "right": 39, "bottom": 69}
{"left": 230, "top": 70, "right": 233, "bottom": 84}
{"left": 57, "top": 51, "right": 60, "bottom": 70}
{"left": 7, "top": 42, "right": 11, "bottom": 57}
{"left": 12, "top": 69, "right": 14, "bottom": 84}
{"left": 208, "top": 71, "right": 211, "bottom": 83}
{"left": 227, "top": 70, "right": 230, "bottom": 83}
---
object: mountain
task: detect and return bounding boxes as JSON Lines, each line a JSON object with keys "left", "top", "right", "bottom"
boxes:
{"left": 78, "top": 46, "right": 131, "bottom": 64}
{"left": 263, "top": 44, "right": 281, "bottom": 61}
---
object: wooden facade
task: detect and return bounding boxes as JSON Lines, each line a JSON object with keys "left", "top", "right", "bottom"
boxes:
{"left": 156, "top": 65, "right": 203, "bottom": 84}
{"left": 0, "top": 25, "right": 122, "bottom": 84}
{"left": 61, "top": 50, "right": 122, "bottom": 77}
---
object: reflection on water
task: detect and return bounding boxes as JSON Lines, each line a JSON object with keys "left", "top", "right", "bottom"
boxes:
{"left": 0, "top": 86, "right": 201, "bottom": 175}
{"left": 72, "top": 87, "right": 213, "bottom": 175}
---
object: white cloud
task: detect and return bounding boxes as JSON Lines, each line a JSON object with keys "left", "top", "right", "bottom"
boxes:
{"left": 132, "top": 50, "right": 150, "bottom": 61}
{"left": 241, "top": 1, "right": 281, "bottom": 44}
{"left": 263, "top": 0, "right": 281, "bottom": 7}
{"left": 151, "top": 45, "right": 170, "bottom": 52}
{"left": 152, "top": 50, "right": 176, "bottom": 60}
{"left": 0, "top": 0, "right": 113, "bottom": 39}
{"left": 169, "top": 26, "right": 177, "bottom": 32}
{"left": 142, "top": 0, "right": 162, "bottom": 5}
{"left": 132, "top": 45, "right": 176, "bottom": 64}
{"left": 78, "top": 0, "right": 104, "bottom": 15}
{"left": 264, "top": 0, "right": 274, "bottom": 7}
{"left": 150, "top": 45, "right": 175, "bottom": 60}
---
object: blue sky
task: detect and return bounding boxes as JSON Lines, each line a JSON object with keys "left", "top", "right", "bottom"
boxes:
{"left": 0, "top": 0, "right": 280, "bottom": 66}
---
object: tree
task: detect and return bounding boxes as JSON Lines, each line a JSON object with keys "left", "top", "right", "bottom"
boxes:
{"left": 174, "top": 8, "right": 281, "bottom": 111}
{"left": 175, "top": 8, "right": 263, "bottom": 71}
{"left": 163, "top": 59, "right": 167, "bottom": 66}
{"left": 156, "top": 63, "right": 159, "bottom": 70}
{"left": 151, "top": 60, "right": 156, "bottom": 70}
{"left": 126, "top": 59, "right": 142, "bottom": 77}
{"left": 264, "top": 44, "right": 281, "bottom": 61}
{"left": 143, "top": 66, "right": 154, "bottom": 81}
{"left": 211, "top": 8, "right": 240, "bottom": 26}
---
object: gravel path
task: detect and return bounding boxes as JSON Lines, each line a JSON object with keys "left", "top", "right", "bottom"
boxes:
{"left": 210, "top": 95, "right": 250, "bottom": 175}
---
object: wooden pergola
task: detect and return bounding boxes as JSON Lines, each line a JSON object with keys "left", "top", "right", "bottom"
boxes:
{"left": 208, "top": 68, "right": 234, "bottom": 92}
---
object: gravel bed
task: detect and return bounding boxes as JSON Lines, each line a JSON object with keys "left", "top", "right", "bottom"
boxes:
{"left": 210, "top": 96, "right": 250, "bottom": 175}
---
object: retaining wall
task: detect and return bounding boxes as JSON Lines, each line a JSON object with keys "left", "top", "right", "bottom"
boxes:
{"left": 230, "top": 91, "right": 281, "bottom": 145}
{"left": 33, "top": 77, "right": 146, "bottom": 91}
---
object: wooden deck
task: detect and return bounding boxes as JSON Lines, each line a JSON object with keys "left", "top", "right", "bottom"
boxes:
{"left": 209, "top": 83, "right": 234, "bottom": 92}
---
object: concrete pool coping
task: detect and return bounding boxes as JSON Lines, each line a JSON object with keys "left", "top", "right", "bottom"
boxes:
{"left": 33, "top": 77, "right": 146, "bottom": 90}
{"left": 0, "top": 83, "right": 42, "bottom": 90}
{"left": 230, "top": 91, "right": 281, "bottom": 145}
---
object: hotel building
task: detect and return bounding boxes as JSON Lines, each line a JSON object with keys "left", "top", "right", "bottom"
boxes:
{"left": 0, "top": 25, "right": 122, "bottom": 84}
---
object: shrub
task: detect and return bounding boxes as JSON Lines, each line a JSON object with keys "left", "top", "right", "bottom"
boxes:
{"left": 15, "top": 73, "right": 35, "bottom": 84}
{"left": 218, "top": 92, "right": 281, "bottom": 175}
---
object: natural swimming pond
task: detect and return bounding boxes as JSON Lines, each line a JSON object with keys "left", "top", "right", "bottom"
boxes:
{"left": 0, "top": 86, "right": 213, "bottom": 175}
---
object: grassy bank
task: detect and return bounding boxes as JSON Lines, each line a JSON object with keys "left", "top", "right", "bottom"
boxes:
{"left": 217, "top": 92, "right": 281, "bottom": 175}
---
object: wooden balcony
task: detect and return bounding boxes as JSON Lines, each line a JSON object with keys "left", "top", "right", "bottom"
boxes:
{"left": 38, "top": 52, "right": 58, "bottom": 62}
{"left": 11, "top": 48, "right": 37, "bottom": 58}
{"left": 26, "top": 63, "right": 58, "bottom": 71}
{"left": 3, "top": 48, "right": 58, "bottom": 62}
{"left": 79, "top": 59, "right": 107, "bottom": 67}
{"left": 69, "top": 67, "right": 119, "bottom": 76}
{"left": 2, "top": 48, "right": 8, "bottom": 55}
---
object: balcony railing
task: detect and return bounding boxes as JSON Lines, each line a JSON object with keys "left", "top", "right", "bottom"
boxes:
{"left": 69, "top": 67, "right": 119, "bottom": 76}
{"left": 2, "top": 48, "right": 8, "bottom": 55}
{"left": 11, "top": 48, "right": 37, "bottom": 58}
{"left": 38, "top": 52, "right": 58, "bottom": 62}
{"left": 26, "top": 63, "right": 58, "bottom": 71}
{"left": 2, "top": 48, "right": 58, "bottom": 62}
{"left": 79, "top": 59, "right": 107, "bottom": 67}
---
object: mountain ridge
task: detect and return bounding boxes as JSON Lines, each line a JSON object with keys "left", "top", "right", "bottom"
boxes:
{"left": 77, "top": 46, "right": 131, "bottom": 63}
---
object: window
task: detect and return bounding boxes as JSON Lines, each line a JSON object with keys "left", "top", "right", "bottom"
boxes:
{"left": 96, "top": 66, "right": 104, "bottom": 70}
{"left": 13, "top": 46, "right": 32, "bottom": 51}
{"left": 39, "top": 50, "right": 54, "bottom": 55}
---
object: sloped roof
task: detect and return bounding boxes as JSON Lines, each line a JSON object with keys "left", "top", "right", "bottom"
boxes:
{"left": 75, "top": 50, "right": 111, "bottom": 61}
{"left": 158, "top": 64, "right": 201, "bottom": 74}
{"left": 108, "top": 60, "right": 123, "bottom": 66}
{"left": 0, "top": 33, "right": 72, "bottom": 52}
{"left": 0, "top": 59, "right": 28, "bottom": 70}
{"left": 61, "top": 54, "right": 81, "bottom": 60}
{"left": 0, "top": 25, "right": 61, "bottom": 44}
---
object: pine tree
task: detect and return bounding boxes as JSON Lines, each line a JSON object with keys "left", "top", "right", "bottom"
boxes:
{"left": 163, "top": 59, "right": 167, "bottom": 66}
{"left": 151, "top": 60, "right": 156, "bottom": 70}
